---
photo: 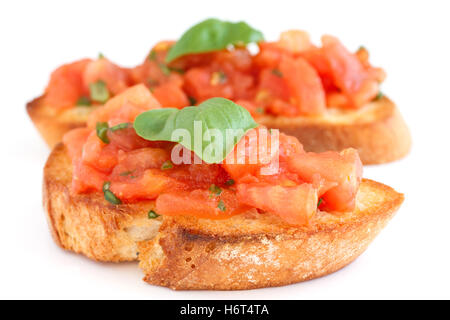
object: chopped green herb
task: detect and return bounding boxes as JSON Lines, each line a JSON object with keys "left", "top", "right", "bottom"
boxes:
{"left": 148, "top": 50, "right": 157, "bottom": 61}
{"left": 110, "top": 123, "right": 131, "bottom": 132}
{"left": 102, "top": 181, "right": 111, "bottom": 192}
{"left": 225, "top": 179, "right": 235, "bottom": 186}
{"left": 161, "top": 160, "right": 173, "bottom": 170}
{"left": 317, "top": 198, "right": 323, "bottom": 208}
{"left": 209, "top": 184, "right": 222, "bottom": 196}
{"left": 159, "top": 63, "right": 171, "bottom": 76}
{"left": 102, "top": 181, "right": 121, "bottom": 204}
{"left": 119, "top": 171, "right": 134, "bottom": 176}
{"left": 147, "top": 78, "right": 159, "bottom": 86}
{"left": 89, "top": 80, "right": 110, "bottom": 103}
{"left": 256, "top": 107, "right": 264, "bottom": 114}
{"left": 96, "top": 122, "right": 110, "bottom": 144}
{"left": 76, "top": 96, "right": 91, "bottom": 107}
{"left": 169, "top": 67, "right": 185, "bottom": 74}
{"left": 104, "top": 190, "right": 122, "bottom": 205}
{"left": 272, "top": 69, "right": 283, "bottom": 77}
{"left": 98, "top": 52, "right": 105, "bottom": 59}
{"left": 217, "top": 200, "right": 226, "bottom": 212}
{"left": 357, "top": 46, "right": 366, "bottom": 52}
{"left": 148, "top": 210, "right": 160, "bottom": 219}
{"left": 375, "top": 91, "right": 384, "bottom": 100}
{"left": 188, "top": 96, "right": 197, "bottom": 105}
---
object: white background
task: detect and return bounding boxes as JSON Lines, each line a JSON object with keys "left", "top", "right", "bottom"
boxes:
{"left": 1, "top": 0, "right": 449, "bottom": 299}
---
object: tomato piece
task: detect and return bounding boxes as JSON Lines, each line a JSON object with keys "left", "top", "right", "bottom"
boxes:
{"left": 321, "top": 35, "right": 378, "bottom": 107}
{"left": 279, "top": 56, "right": 326, "bottom": 115}
{"left": 288, "top": 148, "right": 363, "bottom": 212}
{"left": 83, "top": 58, "right": 130, "bottom": 96}
{"left": 237, "top": 183, "right": 318, "bottom": 225}
{"left": 111, "top": 148, "right": 170, "bottom": 177}
{"left": 71, "top": 160, "right": 107, "bottom": 194}
{"left": 254, "top": 42, "right": 285, "bottom": 69}
{"left": 156, "top": 189, "right": 248, "bottom": 219}
{"left": 110, "top": 169, "right": 180, "bottom": 201}
{"left": 87, "top": 84, "right": 161, "bottom": 128}
{"left": 223, "top": 127, "right": 278, "bottom": 181}
{"left": 152, "top": 82, "right": 190, "bottom": 108}
{"left": 81, "top": 132, "right": 118, "bottom": 173}
{"left": 45, "top": 59, "right": 91, "bottom": 109}
{"left": 62, "top": 128, "right": 92, "bottom": 160}
{"left": 278, "top": 30, "right": 312, "bottom": 53}
{"left": 258, "top": 68, "right": 290, "bottom": 101}
{"left": 183, "top": 67, "right": 234, "bottom": 102}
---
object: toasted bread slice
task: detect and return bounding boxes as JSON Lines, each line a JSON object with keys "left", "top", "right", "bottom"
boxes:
{"left": 30, "top": 95, "right": 410, "bottom": 164}
{"left": 43, "top": 143, "right": 161, "bottom": 262}
{"left": 259, "top": 96, "right": 411, "bottom": 164}
{"left": 27, "top": 96, "right": 98, "bottom": 148}
{"left": 44, "top": 144, "right": 403, "bottom": 289}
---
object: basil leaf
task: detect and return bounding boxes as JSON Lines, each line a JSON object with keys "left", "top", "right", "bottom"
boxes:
{"left": 148, "top": 210, "right": 160, "bottom": 219}
{"left": 134, "top": 97, "right": 257, "bottom": 164}
{"left": 165, "top": 18, "right": 264, "bottom": 63}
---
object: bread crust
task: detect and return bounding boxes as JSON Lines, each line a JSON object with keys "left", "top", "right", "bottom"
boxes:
{"left": 139, "top": 179, "right": 403, "bottom": 290}
{"left": 43, "top": 144, "right": 162, "bottom": 262}
{"left": 259, "top": 97, "right": 411, "bottom": 164}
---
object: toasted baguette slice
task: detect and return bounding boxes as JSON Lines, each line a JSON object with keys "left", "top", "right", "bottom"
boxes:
{"left": 44, "top": 144, "right": 403, "bottom": 289}
{"left": 27, "top": 96, "right": 98, "bottom": 148}
{"left": 30, "top": 95, "right": 410, "bottom": 164}
{"left": 43, "top": 143, "right": 161, "bottom": 262}
{"left": 258, "top": 96, "right": 411, "bottom": 164}
{"left": 139, "top": 179, "right": 403, "bottom": 290}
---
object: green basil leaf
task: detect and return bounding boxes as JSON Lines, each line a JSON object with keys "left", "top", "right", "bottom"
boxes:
{"left": 90, "top": 80, "right": 110, "bottom": 103}
{"left": 148, "top": 210, "right": 160, "bottom": 219}
{"left": 134, "top": 97, "right": 257, "bottom": 164}
{"left": 165, "top": 18, "right": 264, "bottom": 63}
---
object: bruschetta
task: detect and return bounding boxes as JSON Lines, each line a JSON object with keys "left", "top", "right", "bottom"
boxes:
{"left": 43, "top": 85, "right": 404, "bottom": 289}
{"left": 28, "top": 19, "right": 410, "bottom": 164}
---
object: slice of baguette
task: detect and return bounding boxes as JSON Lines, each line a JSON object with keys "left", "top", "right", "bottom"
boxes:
{"left": 44, "top": 144, "right": 403, "bottom": 289}
{"left": 27, "top": 96, "right": 97, "bottom": 148}
{"left": 43, "top": 143, "right": 162, "bottom": 262}
{"left": 30, "top": 95, "right": 410, "bottom": 164}
{"left": 258, "top": 96, "right": 411, "bottom": 164}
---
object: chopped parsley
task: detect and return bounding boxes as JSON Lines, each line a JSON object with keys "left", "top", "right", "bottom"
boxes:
{"left": 96, "top": 122, "right": 110, "bottom": 144}
{"left": 148, "top": 210, "right": 160, "bottom": 219}
{"left": 272, "top": 69, "right": 283, "bottom": 77}
{"left": 161, "top": 160, "right": 174, "bottom": 170}
{"left": 89, "top": 80, "right": 110, "bottom": 103}
{"left": 209, "top": 184, "right": 222, "bottom": 196}
{"left": 76, "top": 96, "right": 91, "bottom": 107}
{"left": 217, "top": 200, "right": 226, "bottom": 212}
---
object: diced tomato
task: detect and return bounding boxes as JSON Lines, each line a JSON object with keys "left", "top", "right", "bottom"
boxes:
{"left": 258, "top": 68, "right": 290, "bottom": 101}
{"left": 83, "top": 58, "right": 130, "bottom": 96}
{"left": 237, "top": 183, "right": 318, "bottom": 225}
{"left": 62, "top": 128, "right": 92, "bottom": 160}
{"left": 152, "top": 82, "right": 190, "bottom": 108}
{"left": 111, "top": 148, "right": 170, "bottom": 177}
{"left": 110, "top": 169, "right": 181, "bottom": 201}
{"left": 156, "top": 189, "right": 248, "bottom": 219}
{"left": 288, "top": 148, "right": 363, "bottom": 212}
{"left": 81, "top": 132, "right": 118, "bottom": 173}
{"left": 71, "top": 160, "right": 107, "bottom": 194}
{"left": 321, "top": 35, "right": 378, "bottom": 107}
{"left": 183, "top": 67, "right": 234, "bottom": 102}
{"left": 254, "top": 42, "right": 285, "bottom": 69}
{"left": 223, "top": 127, "right": 278, "bottom": 181}
{"left": 87, "top": 84, "right": 161, "bottom": 128}
{"left": 45, "top": 59, "right": 92, "bottom": 109}
{"left": 279, "top": 56, "right": 326, "bottom": 115}
{"left": 278, "top": 30, "right": 312, "bottom": 53}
